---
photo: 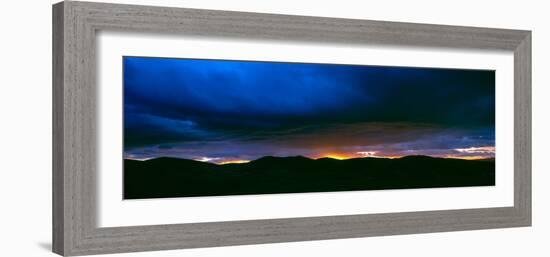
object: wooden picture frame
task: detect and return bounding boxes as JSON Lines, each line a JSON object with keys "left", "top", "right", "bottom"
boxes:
{"left": 52, "top": 1, "right": 531, "bottom": 256}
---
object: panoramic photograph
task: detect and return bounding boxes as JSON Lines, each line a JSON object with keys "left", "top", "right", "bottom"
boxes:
{"left": 123, "top": 56, "right": 496, "bottom": 200}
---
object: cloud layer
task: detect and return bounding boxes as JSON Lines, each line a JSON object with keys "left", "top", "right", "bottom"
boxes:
{"left": 123, "top": 57, "right": 495, "bottom": 162}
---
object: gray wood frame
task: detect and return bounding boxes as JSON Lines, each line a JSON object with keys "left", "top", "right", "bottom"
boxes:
{"left": 52, "top": 1, "right": 531, "bottom": 256}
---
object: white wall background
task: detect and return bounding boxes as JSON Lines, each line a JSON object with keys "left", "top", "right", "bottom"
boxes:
{"left": 0, "top": 0, "right": 547, "bottom": 256}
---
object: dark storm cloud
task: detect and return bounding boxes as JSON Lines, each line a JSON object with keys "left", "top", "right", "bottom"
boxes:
{"left": 123, "top": 56, "right": 495, "bottom": 160}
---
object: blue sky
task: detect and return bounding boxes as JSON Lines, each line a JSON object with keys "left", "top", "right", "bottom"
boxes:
{"left": 123, "top": 57, "right": 495, "bottom": 163}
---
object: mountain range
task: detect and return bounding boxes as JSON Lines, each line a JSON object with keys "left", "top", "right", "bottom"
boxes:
{"left": 124, "top": 155, "right": 495, "bottom": 199}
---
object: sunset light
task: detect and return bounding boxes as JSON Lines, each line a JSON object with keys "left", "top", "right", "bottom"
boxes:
{"left": 313, "top": 151, "right": 405, "bottom": 160}
{"left": 219, "top": 160, "right": 250, "bottom": 165}
{"left": 315, "top": 153, "right": 360, "bottom": 160}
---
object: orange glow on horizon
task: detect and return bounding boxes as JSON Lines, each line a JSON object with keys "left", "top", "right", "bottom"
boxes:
{"left": 313, "top": 152, "right": 493, "bottom": 161}
{"left": 314, "top": 152, "right": 402, "bottom": 160}
{"left": 314, "top": 152, "right": 364, "bottom": 160}
{"left": 219, "top": 160, "right": 250, "bottom": 165}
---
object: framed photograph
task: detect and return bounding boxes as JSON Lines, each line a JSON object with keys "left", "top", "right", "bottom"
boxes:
{"left": 52, "top": 1, "right": 531, "bottom": 256}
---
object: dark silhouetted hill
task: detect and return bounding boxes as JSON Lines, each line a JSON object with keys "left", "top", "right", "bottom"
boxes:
{"left": 124, "top": 155, "right": 495, "bottom": 199}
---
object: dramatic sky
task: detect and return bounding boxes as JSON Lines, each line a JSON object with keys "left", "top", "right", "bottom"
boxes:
{"left": 123, "top": 57, "right": 495, "bottom": 163}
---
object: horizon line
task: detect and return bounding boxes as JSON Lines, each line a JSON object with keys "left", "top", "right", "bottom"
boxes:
{"left": 124, "top": 154, "right": 496, "bottom": 164}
